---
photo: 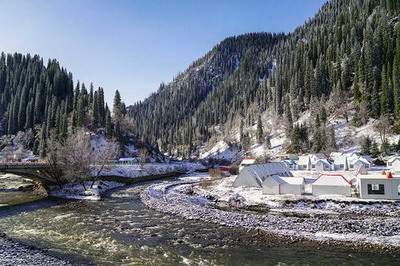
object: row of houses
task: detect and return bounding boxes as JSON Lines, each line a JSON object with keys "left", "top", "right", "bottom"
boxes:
{"left": 233, "top": 163, "right": 400, "bottom": 200}
{"left": 294, "top": 153, "right": 372, "bottom": 174}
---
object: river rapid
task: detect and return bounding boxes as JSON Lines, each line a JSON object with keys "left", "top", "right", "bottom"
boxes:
{"left": 0, "top": 174, "right": 399, "bottom": 265}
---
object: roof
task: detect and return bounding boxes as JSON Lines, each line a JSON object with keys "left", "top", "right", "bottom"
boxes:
{"left": 241, "top": 158, "right": 256, "bottom": 165}
{"left": 269, "top": 175, "right": 286, "bottom": 185}
{"left": 280, "top": 176, "right": 305, "bottom": 185}
{"left": 245, "top": 162, "right": 293, "bottom": 180}
{"left": 387, "top": 156, "right": 400, "bottom": 163}
{"left": 282, "top": 159, "right": 296, "bottom": 165}
{"left": 358, "top": 173, "right": 400, "bottom": 180}
{"left": 349, "top": 156, "right": 370, "bottom": 165}
{"left": 313, "top": 174, "right": 352, "bottom": 186}
{"left": 315, "top": 159, "right": 332, "bottom": 166}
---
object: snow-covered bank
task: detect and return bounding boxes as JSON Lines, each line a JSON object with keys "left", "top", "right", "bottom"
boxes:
{"left": 141, "top": 174, "right": 400, "bottom": 253}
{"left": 99, "top": 162, "right": 206, "bottom": 178}
{"left": 49, "top": 181, "right": 123, "bottom": 201}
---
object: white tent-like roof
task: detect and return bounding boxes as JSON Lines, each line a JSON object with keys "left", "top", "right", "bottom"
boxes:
{"left": 313, "top": 174, "right": 352, "bottom": 186}
{"left": 233, "top": 162, "right": 293, "bottom": 188}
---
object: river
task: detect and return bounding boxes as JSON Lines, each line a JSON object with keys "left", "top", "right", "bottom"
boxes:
{"left": 0, "top": 174, "right": 399, "bottom": 265}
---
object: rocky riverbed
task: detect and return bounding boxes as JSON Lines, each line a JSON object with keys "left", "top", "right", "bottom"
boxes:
{"left": 0, "top": 233, "right": 70, "bottom": 265}
{"left": 141, "top": 180, "right": 400, "bottom": 254}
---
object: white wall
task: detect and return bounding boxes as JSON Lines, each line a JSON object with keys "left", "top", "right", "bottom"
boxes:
{"left": 359, "top": 178, "right": 400, "bottom": 200}
{"left": 312, "top": 185, "right": 351, "bottom": 197}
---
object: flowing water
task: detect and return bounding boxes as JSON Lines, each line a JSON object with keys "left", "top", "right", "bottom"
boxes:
{"left": 0, "top": 174, "right": 399, "bottom": 265}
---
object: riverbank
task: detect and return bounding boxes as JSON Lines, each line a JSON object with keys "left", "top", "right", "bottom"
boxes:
{"left": 141, "top": 175, "right": 400, "bottom": 255}
{"left": 0, "top": 233, "right": 71, "bottom": 265}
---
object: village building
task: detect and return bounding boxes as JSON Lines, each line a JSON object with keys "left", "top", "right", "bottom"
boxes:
{"left": 296, "top": 154, "right": 327, "bottom": 170}
{"left": 387, "top": 156, "right": 400, "bottom": 173}
{"left": 358, "top": 172, "right": 400, "bottom": 200}
{"left": 262, "top": 176, "right": 304, "bottom": 195}
{"left": 312, "top": 174, "right": 352, "bottom": 197}
{"left": 315, "top": 159, "right": 333, "bottom": 172}
{"left": 349, "top": 157, "right": 370, "bottom": 174}
{"left": 233, "top": 162, "right": 292, "bottom": 188}
{"left": 333, "top": 155, "right": 349, "bottom": 170}
{"left": 332, "top": 153, "right": 371, "bottom": 173}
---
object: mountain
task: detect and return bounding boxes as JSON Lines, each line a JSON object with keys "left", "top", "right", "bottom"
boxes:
{"left": 0, "top": 53, "right": 120, "bottom": 157}
{"left": 128, "top": 0, "right": 400, "bottom": 158}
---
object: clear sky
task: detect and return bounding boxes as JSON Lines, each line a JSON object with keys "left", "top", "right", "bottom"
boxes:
{"left": 0, "top": 0, "right": 327, "bottom": 105}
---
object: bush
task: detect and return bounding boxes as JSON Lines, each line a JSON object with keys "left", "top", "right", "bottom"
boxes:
{"left": 229, "top": 166, "right": 239, "bottom": 175}
{"left": 208, "top": 168, "right": 222, "bottom": 178}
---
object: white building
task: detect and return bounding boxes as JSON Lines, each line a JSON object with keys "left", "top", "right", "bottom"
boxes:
{"left": 333, "top": 155, "right": 349, "bottom": 170}
{"left": 387, "top": 156, "right": 400, "bottom": 173}
{"left": 358, "top": 173, "right": 400, "bottom": 200}
{"left": 233, "top": 163, "right": 293, "bottom": 188}
{"left": 262, "top": 176, "right": 304, "bottom": 195}
{"left": 312, "top": 174, "right": 352, "bottom": 197}
{"left": 315, "top": 159, "right": 333, "bottom": 172}
{"left": 332, "top": 153, "right": 371, "bottom": 173}
{"left": 297, "top": 154, "right": 327, "bottom": 170}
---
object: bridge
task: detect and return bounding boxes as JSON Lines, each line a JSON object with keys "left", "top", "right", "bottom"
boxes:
{"left": 0, "top": 162, "right": 57, "bottom": 186}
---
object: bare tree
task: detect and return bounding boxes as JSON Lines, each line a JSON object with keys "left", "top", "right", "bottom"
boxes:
{"left": 90, "top": 137, "right": 119, "bottom": 187}
{"left": 374, "top": 115, "right": 391, "bottom": 145}
{"left": 138, "top": 148, "right": 149, "bottom": 168}
{"left": 47, "top": 130, "right": 119, "bottom": 190}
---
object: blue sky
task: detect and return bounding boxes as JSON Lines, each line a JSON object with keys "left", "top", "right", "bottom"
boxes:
{"left": 0, "top": 0, "right": 327, "bottom": 105}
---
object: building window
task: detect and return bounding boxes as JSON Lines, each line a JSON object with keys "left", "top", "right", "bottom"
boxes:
{"left": 367, "top": 184, "right": 385, "bottom": 195}
{"left": 388, "top": 162, "right": 392, "bottom": 167}
{"left": 349, "top": 164, "right": 354, "bottom": 169}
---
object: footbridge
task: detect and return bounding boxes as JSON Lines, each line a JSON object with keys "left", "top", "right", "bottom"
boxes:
{"left": 0, "top": 162, "right": 57, "bottom": 186}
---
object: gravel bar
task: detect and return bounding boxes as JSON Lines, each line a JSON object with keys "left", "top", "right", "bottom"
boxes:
{"left": 141, "top": 181, "right": 400, "bottom": 254}
{"left": 0, "top": 234, "right": 71, "bottom": 266}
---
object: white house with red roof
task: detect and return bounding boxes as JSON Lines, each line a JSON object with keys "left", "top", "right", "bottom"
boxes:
{"left": 311, "top": 173, "right": 352, "bottom": 197}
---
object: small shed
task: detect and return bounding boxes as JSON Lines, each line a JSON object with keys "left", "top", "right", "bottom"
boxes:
{"left": 350, "top": 157, "right": 370, "bottom": 174}
{"left": 387, "top": 156, "right": 400, "bottom": 173}
{"left": 297, "top": 156, "right": 311, "bottom": 170}
{"left": 262, "top": 176, "right": 304, "bottom": 195}
{"left": 312, "top": 174, "right": 352, "bottom": 197}
{"left": 233, "top": 163, "right": 292, "bottom": 188}
{"left": 358, "top": 173, "right": 400, "bottom": 200}
{"left": 333, "top": 155, "right": 349, "bottom": 171}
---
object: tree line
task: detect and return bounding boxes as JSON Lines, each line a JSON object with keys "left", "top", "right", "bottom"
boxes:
{"left": 0, "top": 53, "right": 128, "bottom": 157}
{"left": 128, "top": 0, "right": 400, "bottom": 157}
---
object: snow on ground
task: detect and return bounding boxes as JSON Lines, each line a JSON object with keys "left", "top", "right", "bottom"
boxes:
{"left": 195, "top": 170, "right": 400, "bottom": 207}
{"left": 49, "top": 180, "right": 123, "bottom": 201}
{"left": 99, "top": 162, "right": 206, "bottom": 178}
{"left": 142, "top": 174, "right": 400, "bottom": 251}
{"left": 199, "top": 140, "right": 242, "bottom": 162}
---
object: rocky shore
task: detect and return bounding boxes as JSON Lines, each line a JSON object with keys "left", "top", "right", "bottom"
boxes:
{"left": 141, "top": 180, "right": 400, "bottom": 255}
{"left": 0, "top": 233, "right": 71, "bottom": 265}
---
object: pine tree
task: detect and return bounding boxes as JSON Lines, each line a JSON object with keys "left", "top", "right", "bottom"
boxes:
{"left": 256, "top": 114, "right": 264, "bottom": 144}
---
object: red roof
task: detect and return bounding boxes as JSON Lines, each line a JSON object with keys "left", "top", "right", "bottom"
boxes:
{"left": 314, "top": 173, "right": 352, "bottom": 186}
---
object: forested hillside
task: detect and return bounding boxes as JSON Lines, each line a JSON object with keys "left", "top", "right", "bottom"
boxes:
{"left": 0, "top": 53, "right": 124, "bottom": 157}
{"left": 128, "top": 0, "right": 400, "bottom": 158}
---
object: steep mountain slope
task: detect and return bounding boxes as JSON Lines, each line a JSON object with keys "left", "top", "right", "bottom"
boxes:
{"left": 128, "top": 0, "right": 400, "bottom": 158}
